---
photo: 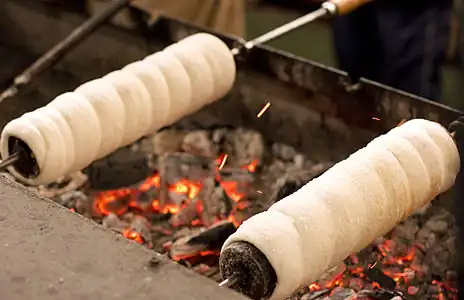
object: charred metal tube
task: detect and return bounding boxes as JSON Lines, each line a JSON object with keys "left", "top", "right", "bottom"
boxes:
{"left": 219, "top": 241, "right": 277, "bottom": 300}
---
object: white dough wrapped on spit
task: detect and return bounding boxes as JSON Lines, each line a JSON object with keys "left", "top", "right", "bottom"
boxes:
{"left": 181, "top": 33, "right": 236, "bottom": 101}
{"left": 0, "top": 32, "right": 237, "bottom": 186}
{"left": 103, "top": 70, "right": 153, "bottom": 146}
{"left": 222, "top": 119, "right": 460, "bottom": 300}
{"left": 164, "top": 41, "right": 215, "bottom": 112}
{"left": 48, "top": 92, "right": 102, "bottom": 173}
{"left": 144, "top": 50, "right": 192, "bottom": 126}
{"left": 1, "top": 118, "right": 46, "bottom": 181}
{"left": 1, "top": 106, "right": 71, "bottom": 185}
{"left": 122, "top": 60, "right": 170, "bottom": 135}
{"left": 75, "top": 78, "right": 126, "bottom": 159}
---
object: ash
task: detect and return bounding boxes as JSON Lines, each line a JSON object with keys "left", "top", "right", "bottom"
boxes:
{"left": 14, "top": 127, "right": 458, "bottom": 300}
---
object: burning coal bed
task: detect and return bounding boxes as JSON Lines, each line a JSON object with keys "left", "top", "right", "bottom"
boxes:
{"left": 5, "top": 127, "right": 458, "bottom": 300}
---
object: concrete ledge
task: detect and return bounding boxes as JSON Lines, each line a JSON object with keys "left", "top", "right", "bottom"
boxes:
{"left": 0, "top": 176, "right": 248, "bottom": 300}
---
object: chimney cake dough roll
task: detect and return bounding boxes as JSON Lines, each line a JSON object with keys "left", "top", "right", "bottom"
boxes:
{"left": 75, "top": 78, "right": 126, "bottom": 159}
{"left": 122, "top": 61, "right": 170, "bottom": 135}
{"left": 104, "top": 70, "right": 152, "bottom": 146}
{"left": 144, "top": 51, "right": 192, "bottom": 125}
{"left": 0, "top": 32, "right": 238, "bottom": 186}
{"left": 222, "top": 119, "right": 460, "bottom": 300}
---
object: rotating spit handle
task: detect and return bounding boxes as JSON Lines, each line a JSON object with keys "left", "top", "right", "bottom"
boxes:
{"left": 326, "top": 0, "right": 374, "bottom": 15}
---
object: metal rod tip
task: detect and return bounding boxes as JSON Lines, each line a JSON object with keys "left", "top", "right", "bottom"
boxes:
{"left": 218, "top": 273, "right": 240, "bottom": 288}
{"left": 0, "top": 152, "right": 20, "bottom": 171}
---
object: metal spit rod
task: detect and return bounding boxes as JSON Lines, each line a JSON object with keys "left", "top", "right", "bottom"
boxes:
{"left": 0, "top": 0, "right": 134, "bottom": 104}
{"left": 0, "top": 0, "right": 372, "bottom": 103}
{"left": 218, "top": 273, "right": 241, "bottom": 288}
{"left": 0, "top": 152, "right": 19, "bottom": 170}
{"left": 0, "top": 0, "right": 373, "bottom": 171}
{"left": 230, "top": 8, "right": 327, "bottom": 56}
{"left": 231, "top": 0, "right": 373, "bottom": 55}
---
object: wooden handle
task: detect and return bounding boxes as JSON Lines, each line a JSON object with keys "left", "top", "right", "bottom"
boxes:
{"left": 328, "top": 0, "right": 373, "bottom": 15}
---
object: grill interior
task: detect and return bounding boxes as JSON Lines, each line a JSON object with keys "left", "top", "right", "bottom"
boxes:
{"left": 0, "top": 1, "right": 462, "bottom": 299}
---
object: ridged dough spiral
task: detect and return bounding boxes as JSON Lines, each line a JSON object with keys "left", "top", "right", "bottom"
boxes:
{"left": 222, "top": 119, "right": 459, "bottom": 300}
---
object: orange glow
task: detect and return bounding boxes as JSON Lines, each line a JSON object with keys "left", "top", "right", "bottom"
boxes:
{"left": 306, "top": 239, "right": 457, "bottom": 300}
{"left": 139, "top": 174, "right": 161, "bottom": 191}
{"left": 371, "top": 281, "right": 381, "bottom": 289}
{"left": 309, "top": 283, "right": 321, "bottom": 292}
{"left": 94, "top": 189, "right": 132, "bottom": 216}
{"left": 171, "top": 250, "right": 219, "bottom": 262}
{"left": 93, "top": 153, "right": 260, "bottom": 250}
{"left": 227, "top": 215, "right": 240, "bottom": 228}
{"left": 123, "top": 228, "right": 144, "bottom": 244}
{"left": 242, "top": 159, "right": 258, "bottom": 173}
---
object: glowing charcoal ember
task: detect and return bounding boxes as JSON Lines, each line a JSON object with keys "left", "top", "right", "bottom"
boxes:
{"left": 91, "top": 151, "right": 259, "bottom": 228}
{"left": 158, "top": 153, "right": 215, "bottom": 208}
{"left": 123, "top": 228, "right": 144, "bottom": 244}
{"left": 126, "top": 215, "right": 152, "bottom": 243}
{"left": 170, "top": 235, "right": 218, "bottom": 262}
{"left": 93, "top": 189, "right": 133, "bottom": 215}
{"left": 242, "top": 159, "right": 258, "bottom": 173}
{"left": 303, "top": 222, "right": 458, "bottom": 299}
{"left": 102, "top": 212, "right": 128, "bottom": 232}
{"left": 224, "top": 128, "right": 264, "bottom": 167}
{"left": 407, "top": 285, "right": 419, "bottom": 295}
{"left": 170, "top": 198, "right": 202, "bottom": 228}
{"left": 139, "top": 173, "right": 161, "bottom": 191}
{"left": 169, "top": 221, "right": 236, "bottom": 262}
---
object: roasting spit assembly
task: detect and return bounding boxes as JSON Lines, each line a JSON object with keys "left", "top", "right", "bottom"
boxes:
{"left": 0, "top": 0, "right": 374, "bottom": 185}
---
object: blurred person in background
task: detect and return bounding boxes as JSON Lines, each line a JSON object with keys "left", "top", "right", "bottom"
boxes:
{"left": 86, "top": 0, "right": 245, "bottom": 37}
{"left": 332, "top": 0, "right": 453, "bottom": 101}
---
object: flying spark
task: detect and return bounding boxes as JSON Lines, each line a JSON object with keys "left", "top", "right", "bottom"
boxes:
{"left": 257, "top": 102, "right": 271, "bottom": 118}
{"left": 218, "top": 154, "right": 228, "bottom": 170}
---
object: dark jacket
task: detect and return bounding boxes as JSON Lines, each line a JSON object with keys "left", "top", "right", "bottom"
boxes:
{"left": 332, "top": 0, "right": 453, "bottom": 101}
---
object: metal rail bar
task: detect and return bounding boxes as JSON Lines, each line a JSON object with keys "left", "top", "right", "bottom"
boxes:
{"left": 0, "top": 0, "right": 134, "bottom": 104}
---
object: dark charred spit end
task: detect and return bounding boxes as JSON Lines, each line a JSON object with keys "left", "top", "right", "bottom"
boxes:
{"left": 219, "top": 241, "right": 277, "bottom": 300}
{"left": 448, "top": 117, "right": 464, "bottom": 135}
{"left": 7, "top": 136, "right": 39, "bottom": 178}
